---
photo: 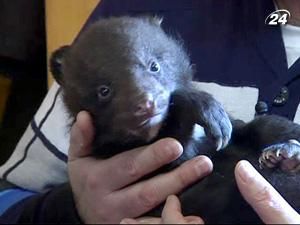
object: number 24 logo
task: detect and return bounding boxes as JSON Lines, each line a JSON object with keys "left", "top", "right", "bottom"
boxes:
{"left": 265, "top": 9, "right": 291, "bottom": 26}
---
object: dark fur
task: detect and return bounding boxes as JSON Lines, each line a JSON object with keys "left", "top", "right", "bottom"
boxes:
{"left": 51, "top": 16, "right": 300, "bottom": 223}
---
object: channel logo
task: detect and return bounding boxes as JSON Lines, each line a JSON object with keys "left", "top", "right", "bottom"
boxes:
{"left": 265, "top": 9, "right": 291, "bottom": 26}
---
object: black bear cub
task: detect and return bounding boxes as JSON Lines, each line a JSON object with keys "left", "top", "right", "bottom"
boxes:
{"left": 51, "top": 16, "right": 300, "bottom": 223}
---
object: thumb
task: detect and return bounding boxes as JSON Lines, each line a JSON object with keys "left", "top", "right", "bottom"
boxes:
{"left": 235, "top": 160, "right": 300, "bottom": 224}
{"left": 162, "top": 195, "right": 204, "bottom": 224}
{"left": 68, "top": 111, "right": 95, "bottom": 161}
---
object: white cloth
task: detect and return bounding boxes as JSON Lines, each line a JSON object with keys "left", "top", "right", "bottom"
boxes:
{"left": 0, "top": 82, "right": 70, "bottom": 192}
{"left": 281, "top": 24, "right": 300, "bottom": 68}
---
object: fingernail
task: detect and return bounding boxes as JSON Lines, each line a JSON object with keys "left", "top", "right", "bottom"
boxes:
{"left": 194, "top": 156, "right": 213, "bottom": 176}
{"left": 163, "top": 139, "right": 183, "bottom": 160}
{"left": 237, "top": 160, "right": 256, "bottom": 184}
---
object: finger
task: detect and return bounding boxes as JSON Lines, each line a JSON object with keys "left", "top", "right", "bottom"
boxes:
{"left": 162, "top": 195, "right": 204, "bottom": 224}
{"left": 126, "top": 216, "right": 204, "bottom": 225}
{"left": 163, "top": 195, "right": 182, "bottom": 214}
{"left": 235, "top": 160, "right": 300, "bottom": 224}
{"left": 184, "top": 216, "right": 204, "bottom": 224}
{"left": 112, "top": 156, "right": 213, "bottom": 219}
{"left": 161, "top": 195, "right": 184, "bottom": 223}
{"left": 120, "top": 218, "right": 143, "bottom": 224}
{"left": 68, "top": 111, "right": 95, "bottom": 162}
{"left": 123, "top": 217, "right": 161, "bottom": 224}
{"left": 121, "top": 216, "right": 204, "bottom": 224}
{"left": 96, "top": 138, "right": 184, "bottom": 191}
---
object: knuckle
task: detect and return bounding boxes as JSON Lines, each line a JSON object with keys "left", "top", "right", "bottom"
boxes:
{"left": 151, "top": 142, "right": 167, "bottom": 163}
{"left": 86, "top": 173, "right": 100, "bottom": 191}
{"left": 120, "top": 156, "right": 140, "bottom": 179}
{"left": 254, "top": 186, "right": 277, "bottom": 208}
{"left": 175, "top": 167, "right": 194, "bottom": 187}
{"left": 175, "top": 157, "right": 212, "bottom": 187}
{"left": 138, "top": 185, "right": 160, "bottom": 210}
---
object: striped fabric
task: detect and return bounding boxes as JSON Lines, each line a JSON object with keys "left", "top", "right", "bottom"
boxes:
{"left": 0, "top": 82, "right": 69, "bottom": 192}
{"left": 0, "top": 188, "right": 36, "bottom": 216}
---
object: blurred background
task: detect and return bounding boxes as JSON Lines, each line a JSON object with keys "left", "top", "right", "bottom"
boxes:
{"left": 0, "top": 0, "right": 99, "bottom": 165}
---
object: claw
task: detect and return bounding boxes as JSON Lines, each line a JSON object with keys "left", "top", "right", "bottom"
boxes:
{"left": 258, "top": 156, "right": 263, "bottom": 165}
{"left": 222, "top": 137, "right": 230, "bottom": 149}
{"left": 263, "top": 151, "right": 269, "bottom": 160}
{"left": 259, "top": 148, "right": 280, "bottom": 170}
{"left": 216, "top": 139, "right": 223, "bottom": 151}
{"left": 260, "top": 141, "right": 300, "bottom": 172}
{"left": 276, "top": 149, "right": 281, "bottom": 157}
{"left": 265, "top": 152, "right": 270, "bottom": 159}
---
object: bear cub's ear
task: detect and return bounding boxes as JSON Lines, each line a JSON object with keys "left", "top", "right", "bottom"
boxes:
{"left": 50, "top": 45, "right": 70, "bottom": 85}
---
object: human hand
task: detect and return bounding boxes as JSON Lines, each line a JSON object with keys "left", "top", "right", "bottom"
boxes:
{"left": 235, "top": 160, "right": 300, "bottom": 224}
{"left": 120, "top": 195, "right": 203, "bottom": 224}
{"left": 68, "top": 111, "right": 213, "bottom": 224}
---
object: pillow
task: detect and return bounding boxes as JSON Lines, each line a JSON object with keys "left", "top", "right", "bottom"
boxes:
{"left": 0, "top": 82, "right": 70, "bottom": 193}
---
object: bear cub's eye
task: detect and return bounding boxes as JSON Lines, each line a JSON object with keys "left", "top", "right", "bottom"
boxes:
{"left": 98, "top": 85, "right": 111, "bottom": 99}
{"left": 149, "top": 61, "right": 160, "bottom": 73}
